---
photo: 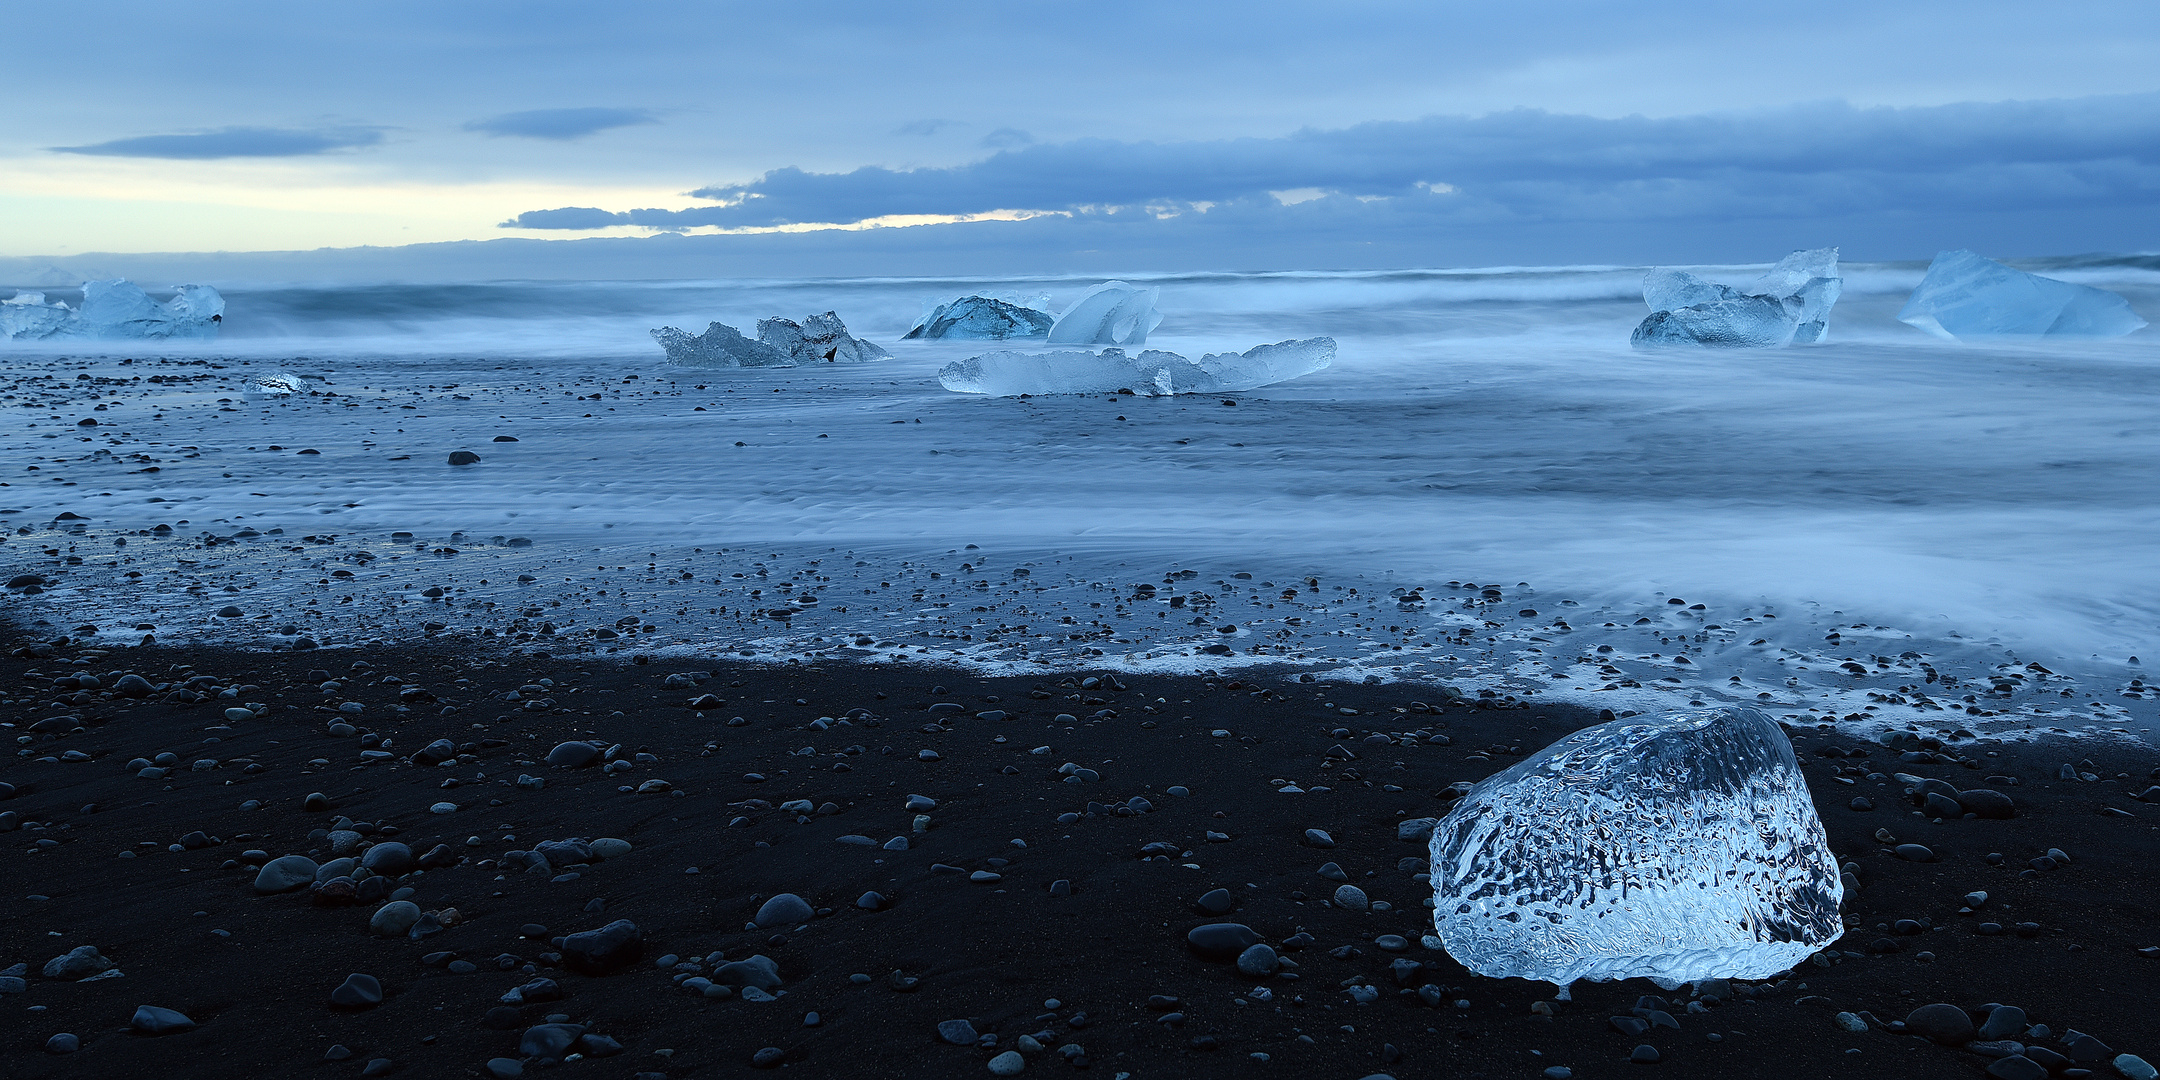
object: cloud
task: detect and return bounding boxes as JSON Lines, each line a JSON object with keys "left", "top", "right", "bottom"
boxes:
{"left": 498, "top": 206, "right": 629, "bottom": 230}
{"left": 502, "top": 94, "right": 2160, "bottom": 239}
{"left": 980, "top": 127, "right": 1034, "bottom": 149}
{"left": 896, "top": 119, "right": 960, "bottom": 137}
{"left": 463, "top": 107, "right": 658, "bottom": 140}
{"left": 51, "top": 126, "right": 384, "bottom": 159}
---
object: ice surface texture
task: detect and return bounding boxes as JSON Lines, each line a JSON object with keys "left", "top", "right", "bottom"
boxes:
{"left": 650, "top": 311, "right": 888, "bottom": 366}
{"left": 1047, "top": 281, "right": 1164, "bottom": 346}
{"left": 2, "top": 280, "right": 223, "bottom": 341}
{"left": 938, "top": 338, "right": 1335, "bottom": 397}
{"left": 1428, "top": 706, "right": 1843, "bottom": 989}
{"left": 1897, "top": 250, "right": 2147, "bottom": 340}
{"left": 1632, "top": 248, "right": 1841, "bottom": 348}
{"left": 243, "top": 370, "right": 309, "bottom": 400}
{"left": 905, "top": 295, "right": 1055, "bottom": 340}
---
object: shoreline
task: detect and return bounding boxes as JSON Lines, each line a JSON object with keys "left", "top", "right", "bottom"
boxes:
{"left": 3, "top": 634, "right": 2155, "bottom": 1078}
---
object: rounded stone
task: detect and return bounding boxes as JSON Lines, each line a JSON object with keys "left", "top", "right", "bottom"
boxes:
{"left": 519, "top": 1023, "right": 584, "bottom": 1058}
{"left": 590, "top": 838, "right": 633, "bottom": 859}
{"left": 1905, "top": 1003, "right": 1976, "bottom": 1045}
{"left": 486, "top": 1059, "right": 524, "bottom": 1079}
{"left": 544, "top": 741, "right": 601, "bottom": 768}
{"left": 754, "top": 893, "right": 814, "bottom": 928}
{"left": 331, "top": 973, "right": 383, "bottom": 1008}
{"left": 1235, "top": 943, "right": 1279, "bottom": 976}
{"left": 448, "top": 450, "right": 481, "bottom": 466}
{"left": 359, "top": 842, "right": 413, "bottom": 876}
{"left": 1196, "top": 888, "right": 1234, "bottom": 915}
{"left": 1332, "top": 884, "right": 1370, "bottom": 911}
{"left": 369, "top": 901, "right": 422, "bottom": 937}
{"left": 1186, "top": 922, "right": 1263, "bottom": 961}
{"left": 988, "top": 1050, "right": 1026, "bottom": 1075}
{"left": 46, "top": 1033, "right": 80, "bottom": 1054}
{"left": 1958, "top": 789, "right": 2015, "bottom": 819}
{"left": 130, "top": 1006, "right": 196, "bottom": 1035}
{"left": 1894, "top": 844, "right": 1937, "bottom": 863}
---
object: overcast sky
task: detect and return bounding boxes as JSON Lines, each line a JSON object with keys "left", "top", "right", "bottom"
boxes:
{"left": 3, "top": 1, "right": 2157, "bottom": 274}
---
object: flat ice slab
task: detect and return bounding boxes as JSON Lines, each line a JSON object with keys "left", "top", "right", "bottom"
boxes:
{"left": 651, "top": 311, "right": 888, "bottom": 366}
{"left": 1429, "top": 706, "right": 1843, "bottom": 988}
{"left": 1897, "top": 250, "right": 2148, "bottom": 340}
{"left": 1047, "top": 281, "right": 1164, "bottom": 346}
{"left": 2, "top": 280, "right": 223, "bottom": 341}
{"left": 1632, "top": 248, "right": 1841, "bottom": 348}
{"left": 938, "top": 337, "right": 1335, "bottom": 397}
{"left": 904, "top": 295, "right": 1055, "bottom": 340}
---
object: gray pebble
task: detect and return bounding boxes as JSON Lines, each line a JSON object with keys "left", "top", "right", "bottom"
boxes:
{"left": 331, "top": 973, "right": 383, "bottom": 1008}
{"left": 1304, "top": 829, "right": 1335, "bottom": 848}
{"left": 1332, "top": 884, "right": 1370, "bottom": 911}
{"left": 130, "top": 1006, "right": 195, "bottom": 1035}
{"left": 754, "top": 893, "right": 814, "bottom": 928}
{"left": 939, "top": 1019, "right": 980, "bottom": 1045}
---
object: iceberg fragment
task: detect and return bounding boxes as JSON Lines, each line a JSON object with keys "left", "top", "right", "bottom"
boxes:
{"left": 903, "top": 294, "right": 1056, "bottom": 340}
{"left": 1428, "top": 706, "right": 1843, "bottom": 990}
{"left": 1, "top": 280, "right": 224, "bottom": 341}
{"left": 1047, "top": 281, "right": 1164, "bottom": 346}
{"left": 650, "top": 311, "right": 887, "bottom": 367}
{"left": 243, "top": 370, "right": 309, "bottom": 400}
{"left": 938, "top": 337, "right": 1335, "bottom": 397}
{"left": 1896, "top": 250, "right": 2147, "bottom": 340}
{"left": 1631, "top": 248, "right": 1840, "bottom": 348}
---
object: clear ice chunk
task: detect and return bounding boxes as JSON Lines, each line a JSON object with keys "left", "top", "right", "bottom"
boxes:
{"left": 1428, "top": 706, "right": 1843, "bottom": 989}
{"left": 755, "top": 311, "right": 892, "bottom": 364}
{"left": 1632, "top": 248, "right": 1840, "bottom": 348}
{"left": 1896, "top": 249, "right": 2147, "bottom": 340}
{"left": 2, "top": 280, "right": 223, "bottom": 341}
{"left": 1047, "top": 281, "right": 1164, "bottom": 346}
{"left": 937, "top": 337, "right": 1335, "bottom": 397}
{"left": 650, "top": 311, "right": 887, "bottom": 367}
{"left": 242, "top": 370, "right": 309, "bottom": 400}
{"left": 903, "top": 295, "right": 1056, "bottom": 340}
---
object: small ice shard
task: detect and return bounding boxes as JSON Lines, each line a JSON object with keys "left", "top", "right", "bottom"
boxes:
{"left": 243, "top": 370, "right": 309, "bottom": 400}
{"left": 1428, "top": 706, "right": 1843, "bottom": 989}
{"left": 1047, "top": 281, "right": 1164, "bottom": 346}
{"left": 651, "top": 311, "right": 887, "bottom": 366}
{"left": 1632, "top": 248, "right": 1840, "bottom": 348}
{"left": 2, "top": 280, "right": 223, "bottom": 341}
{"left": 1896, "top": 250, "right": 2147, "bottom": 340}
{"left": 938, "top": 337, "right": 1334, "bottom": 397}
{"left": 755, "top": 311, "right": 891, "bottom": 364}
{"left": 903, "top": 295, "right": 1055, "bottom": 340}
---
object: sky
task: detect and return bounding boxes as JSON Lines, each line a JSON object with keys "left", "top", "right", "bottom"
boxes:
{"left": 3, "top": 1, "right": 2158, "bottom": 278}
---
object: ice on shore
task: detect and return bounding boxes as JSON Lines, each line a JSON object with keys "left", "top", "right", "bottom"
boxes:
{"left": 938, "top": 337, "right": 1335, "bottom": 397}
{"left": 651, "top": 311, "right": 887, "bottom": 367}
{"left": 1429, "top": 706, "right": 1843, "bottom": 989}
{"left": 2, "top": 280, "right": 224, "bottom": 341}
{"left": 904, "top": 294, "right": 1056, "bottom": 340}
{"left": 1897, "top": 250, "right": 2148, "bottom": 340}
{"left": 1047, "top": 281, "right": 1164, "bottom": 346}
{"left": 243, "top": 370, "right": 309, "bottom": 400}
{"left": 1632, "top": 248, "right": 1841, "bottom": 348}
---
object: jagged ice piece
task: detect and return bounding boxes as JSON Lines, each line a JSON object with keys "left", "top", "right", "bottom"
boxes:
{"left": 243, "top": 370, "right": 309, "bottom": 400}
{"left": 1047, "top": 281, "right": 1164, "bottom": 346}
{"left": 1428, "top": 706, "right": 1843, "bottom": 990}
{"left": 2, "top": 280, "right": 223, "bottom": 341}
{"left": 1633, "top": 248, "right": 1840, "bottom": 348}
{"left": 1897, "top": 250, "right": 2147, "bottom": 340}
{"left": 756, "top": 311, "right": 891, "bottom": 364}
{"left": 650, "top": 322, "right": 791, "bottom": 367}
{"left": 938, "top": 337, "right": 1334, "bottom": 397}
{"left": 904, "top": 295, "right": 1055, "bottom": 340}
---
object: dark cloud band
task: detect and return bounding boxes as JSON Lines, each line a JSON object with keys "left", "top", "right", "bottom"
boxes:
{"left": 52, "top": 126, "right": 384, "bottom": 159}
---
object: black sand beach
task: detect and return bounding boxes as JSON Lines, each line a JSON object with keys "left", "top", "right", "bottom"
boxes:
{"left": 2, "top": 635, "right": 2156, "bottom": 1080}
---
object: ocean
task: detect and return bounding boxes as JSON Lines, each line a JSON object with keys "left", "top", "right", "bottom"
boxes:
{"left": 4, "top": 255, "right": 2156, "bottom": 743}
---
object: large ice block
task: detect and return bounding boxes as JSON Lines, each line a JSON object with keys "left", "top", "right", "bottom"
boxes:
{"left": 756, "top": 311, "right": 891, "bottom": 364}
{"left": 1632, "top": 248, "right": 1840, "bottom": 348}
{"left": 938, "top": 337, "right": 1335, "bottom": 397}
{"left": 903, "top": 295, "right": 1055, "bottom": 340}
{"left": 2, "top": 280, "right": 224, "bottom": 341}
{"left": 1047, "top": 281, "right": 1164, "bottom": 346}
{"left": 1428, "top": 707, "right": 1843, "bottom": 990}
{"left": 651, "top": 311, "right": 887, "bottom": 367}
{"left": 1897, "top": 250, "right": 2147, "bottom": 340}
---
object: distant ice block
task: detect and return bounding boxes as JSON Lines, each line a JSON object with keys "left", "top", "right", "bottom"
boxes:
{"left": 756, "top": 311, "right": 891, "bottom": 364}
{"left": 1, "top": 280, "right": 223, "bottom": 341}
{"left": 651, "top": 312, "right": 887, "bottom": 367}
{"left": 1428, "top": 707, "right": 1843, "bottom": 990}
{"left": 1632, "top": 248, "right": 1840, "bottom": 348}
{"left": 1047, "top": 281, "right": 1164, "bottom": 346}
{"left": 243, "top": 370, "right": 309, "bottom": 400}
{"left": 1897, "top": 250, "right": 2147, "bottom": 340}
{"left": 938, "top": 337, "right": 1334, "bottom": 397}
{"left": 904, "top": 295, "right": 1056, "bottom": 340}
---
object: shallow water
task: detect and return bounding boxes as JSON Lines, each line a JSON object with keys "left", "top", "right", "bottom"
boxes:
{"left": 4, "top": 257, "right": 2156, "bottom": 743}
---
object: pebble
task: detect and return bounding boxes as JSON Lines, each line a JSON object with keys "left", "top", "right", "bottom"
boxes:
{"left": 1304, "top": 829, "right": 1335, "bottom": 848}
{"left": 1236, "top": 944, "right": 1279, "bottom": 976}
{"left": 1332, "top": 884, "right": 1370, "bottom": 911}
{"left": 545, "top": 741, "right": 601, "bottom": 768}
{"left": 755, "top": 894, "right": 814, "bottom": 928}
{"left": 939, "top": 1019, "right": 980, "bottom": 1045}
{"left": 1978, "top": 1005, "right": 2027, "bottom": 1040}
{"left": 1905, "top": 1003, "right": 1975, "bottom": 1045}
{"left": 486, "top": 1059, "right": 524, "bottom": 1079}
{"left": 1186, "top": 923, "right": 1263, "bottom": 960}
{"left": 361, "top": 842, "right": 413, "bottom": 876}
{"left": 254, "top": 855, "right": 319, "bottom": 893}
{"left": 1317, "top": 861, "right": 1349, "bottom": 881}
{"left": 331, "top": 973, "right": 383, "bottom": 1008}
{"left": 1630, "top": 1045, "right": 1661, "bottom": 1063}
{"left": 1834, "top": 1012, "right": 1867, "bottom": 1033}
{"left": 562, "top": 920, "right": 644, "bottom": 975}
{"left": 130, "top": 1005, "right": 195, "bottom": 1035}
{"left": 369, "top": 901, "right": 422, "bottom": 937}
{"left": 43, "top": 946, "right": 115, "bottom": 981}
{"left": 1196, "top": 888, "right": 1234, "bottom": 914}
{"left": 2117, "top": 1055, "right": 2158, "bottom": 1080}
{"left": 713, "top": 954, "right": 783, "bottom": 989}
{"left": 520, "top": 1023, "right": 584, "bottom": 1057}
{"left": 751, "top": 1047, "right": 785, "bottom": 1068}
{"left": 46, "top": 1033, "right": 79, "bottom": 1054}
{"left": 1986, "top": 1056, "right": 2049, "bottom": 1080}
{"left": 1895, "top": 844, "right": 1938, "bottom": 863}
